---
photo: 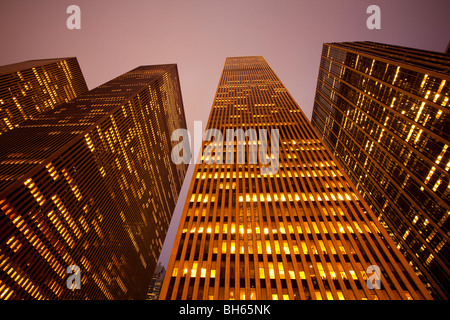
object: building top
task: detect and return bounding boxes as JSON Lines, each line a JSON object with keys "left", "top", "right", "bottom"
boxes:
{"left": 0, "top": 64, "right": 179, "bottom": 194}
{"left": 329, "top": 41, "right": 450, "bottom": 76}
{"left": 225, "top": 55, "right": 264, "bottom": 60}
{"left": 0, "top": 58, "right": 75, "bottom": 76}
{"left": 0, "top": 57, "right": 89, "bottom": 135}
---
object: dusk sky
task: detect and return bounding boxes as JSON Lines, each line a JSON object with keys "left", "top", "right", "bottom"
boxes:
{"left": 1, "top": 0, "right": 449, "bottom": 267}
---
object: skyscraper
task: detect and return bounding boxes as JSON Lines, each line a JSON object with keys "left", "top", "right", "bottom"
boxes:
{"left": 311, "top": 41, "right": 449, "bottom": 299}
{"left": 0, "top": 58, "right": 88, "bottom": 135}
{"left": 0, "top": 64, "right": 187, "bottom": 299}
{"left": 159, "top": 56, "right": 432, "bottom": 300}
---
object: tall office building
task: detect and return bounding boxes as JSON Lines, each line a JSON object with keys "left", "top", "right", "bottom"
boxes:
{"left": 0, "top": 58, "right": 88, "bottom": 135}
{"left": 0, "top": 64, "right": 187, "bottom": 299}
{"left": 311, "top": 41, "right": 449, "bottom": 299}
{"left": 160, "top": 56, "right": 432, "bottom": 300}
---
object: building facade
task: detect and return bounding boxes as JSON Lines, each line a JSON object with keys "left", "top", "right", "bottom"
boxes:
{"left": 0, "top": 58, "right": 88, "bottom": 135}
{"left": 311, "top": 41, "right": 449, "bottom": 299}
{"left": 159, "top": 56, "right": 432, "bottom": 300}
{"left": 0, "top": 64, "right": 187, "bottom": 299}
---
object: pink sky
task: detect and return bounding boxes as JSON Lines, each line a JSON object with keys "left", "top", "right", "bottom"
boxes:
{"left": 1, "top": 0, "right": 449, "bottom": 267}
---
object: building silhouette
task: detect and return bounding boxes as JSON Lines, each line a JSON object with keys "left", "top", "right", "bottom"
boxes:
{"left": 0, "top": 63, "right": 187, "bottom": 299}
{"left": 147, "top": 262, "right": 166, "bottom": 300}
{"left": 159, "top": 56, "right": 432, "bottom": 300}
{"left": 0, "top": 58, "right": 88, "bottom": 135}
{"left": 311, "top": 41, "right": 449, "bottom": 299}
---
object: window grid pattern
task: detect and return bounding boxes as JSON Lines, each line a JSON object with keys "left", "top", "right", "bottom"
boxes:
{"left": 160, "top": 56, "right": 432, "bottom": 300}
{"left": 311, "top": 41, "right": 449, "bottom": 299}
{"left": 0, "top": 58, "right": 88, "bottom": 135}
{"left": 0, "top": 64, "right": 188, "bottom": 299}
